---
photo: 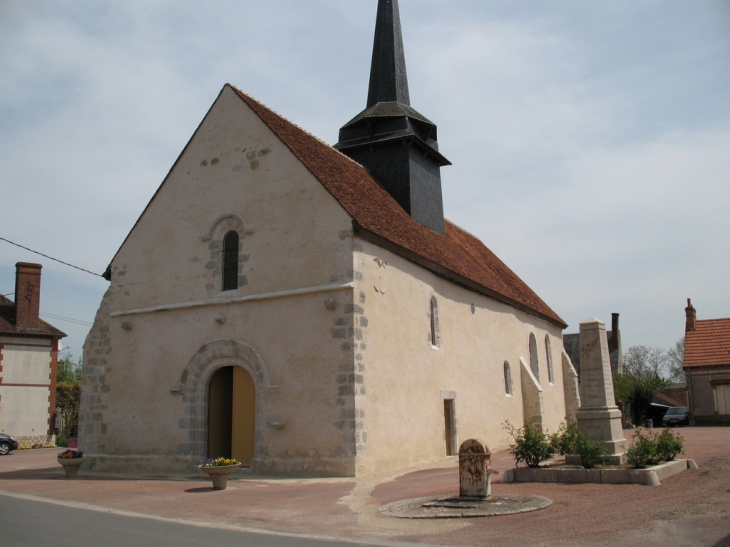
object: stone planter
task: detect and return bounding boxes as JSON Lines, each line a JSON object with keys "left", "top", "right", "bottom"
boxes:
{"left": 57, "top": 457, "right": 85, "bottom": 479}
{"left": 501, "top": 459, "right": 698, "bottom": 486}
{"left": 198, "top": 463, "right": 241, "bottom": 490}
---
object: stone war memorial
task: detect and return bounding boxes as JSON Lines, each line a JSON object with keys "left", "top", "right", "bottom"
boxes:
{"left": 572, "top": 317, "right": 628, "bottom": 464}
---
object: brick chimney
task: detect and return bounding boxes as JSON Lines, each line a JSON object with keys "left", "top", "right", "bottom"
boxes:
{"left": 610, "top": 313, "right": 621, "bottom": 348}
{"left": 609, "top": 312, "right": 623, "bottom": 375}
{"left": 14, "top": 262, "right": 42, "bottom": 329}
{"left": 685, "top": 298, "right": 696, "bottom": 332}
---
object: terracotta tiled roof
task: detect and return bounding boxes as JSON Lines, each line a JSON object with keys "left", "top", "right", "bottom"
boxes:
{"left": 684, "top": 318, "right": 730, "bottom": 368}
{"left": 232, "top": 86, "right": 566, "bottom": 328}
{"left": 0, "top": 295, "right": 66, "bottom": 338}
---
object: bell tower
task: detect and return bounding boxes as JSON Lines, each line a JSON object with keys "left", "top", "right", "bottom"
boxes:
{"left": 335, "top": 0, "right": 450, "bottom": 235}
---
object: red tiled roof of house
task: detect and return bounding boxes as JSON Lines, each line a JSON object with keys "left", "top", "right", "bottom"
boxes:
{"left": 683, "top": 318, "right": 730, "bottom": 368}
{"left": 0, "top": 295, "right": 66, "bottom": 338}
{"left": 232, "top": 86, "right": 566, "bottom": 328}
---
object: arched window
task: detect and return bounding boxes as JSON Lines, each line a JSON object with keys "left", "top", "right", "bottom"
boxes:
{"left": 529, "top": 333, "right": 540, "bottom": 382}
{"left": 430, "top": 296, "right": 441, "bottom": 348}
{"left": 545, "top": 335, "right": 554, "bottom": 384}
{"left": 222, "top": 231, "right": 239, "bottom": 291}
{"left": 504, "top": 361, "right": 513, "bottom": 395}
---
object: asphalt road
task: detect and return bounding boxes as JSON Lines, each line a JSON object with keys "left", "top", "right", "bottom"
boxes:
{"left": 0, "top": 495, "right": 380, "bottom": 547}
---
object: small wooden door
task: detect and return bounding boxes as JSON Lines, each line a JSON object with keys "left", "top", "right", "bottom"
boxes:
{"left": 444, "top": 399, "right": 456, "bottom": 456}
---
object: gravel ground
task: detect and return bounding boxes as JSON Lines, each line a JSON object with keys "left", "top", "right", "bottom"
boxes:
{"left": 1, "top": 427, "right": 728, "bottom": 547}
{"left": 368, "top": 427, "right": 730, "bottom": 547}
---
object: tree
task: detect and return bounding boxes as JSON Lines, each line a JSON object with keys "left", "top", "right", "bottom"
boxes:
{"left": 623, "top": 345, "right": 667, "bottom": 381}
{"left": 57, "top": 354, "right": 82, "bottom": 384}
{"left": 56, "top": 354, "right": 82, "bottom": 442}
{"left": 666, "top": 338, "right": 685, "bottom": 384}
{"left": 614, "top": 345, "right": 670, "bottom": 424}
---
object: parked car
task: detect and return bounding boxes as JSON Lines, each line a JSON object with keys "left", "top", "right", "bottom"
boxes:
{"left": 0, "top": 434, "right": 19, "bottom": 455}
{"left": 662, "top": 407, "right": 689, "bottom": 427}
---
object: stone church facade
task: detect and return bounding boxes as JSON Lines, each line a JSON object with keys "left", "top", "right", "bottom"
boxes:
{"left": 80, "top": 0, "right": 579, "bottom": 477}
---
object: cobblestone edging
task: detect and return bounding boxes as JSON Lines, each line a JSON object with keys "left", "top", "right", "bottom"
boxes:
{"left": 380, "top": 494, "right": 553, "bottom": 519}
{"left": 501, "top": 458, "right": 698, "bottom": 486}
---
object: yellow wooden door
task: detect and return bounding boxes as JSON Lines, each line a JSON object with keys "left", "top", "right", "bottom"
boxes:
{"left": 231, "top": 367, "right": 256, "bottom": 466}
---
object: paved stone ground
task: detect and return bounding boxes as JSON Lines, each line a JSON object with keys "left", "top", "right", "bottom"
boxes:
{"left": 1, "top": 427, "right": 729, "bottom": 547}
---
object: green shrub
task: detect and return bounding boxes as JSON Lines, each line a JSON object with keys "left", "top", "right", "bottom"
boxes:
{"left": 575, "top": 437, "right": 610, "bottom": 469}
{"left": 549, "top": 421, "right": 610, "bottom": 468}
{"left": 656, "top": 427, "right": 684, "bottom": 461}
{"left": 550, "top": 421, "right": 582, "bottom": 456}
{"left": 626, "top": 429, "right": 658, "bottom": 468}
{"left": 504, "top": 421, "right": 554, "bottom": 468}
{"left": 55, "top": 432, "right": 68, "bottom": 448}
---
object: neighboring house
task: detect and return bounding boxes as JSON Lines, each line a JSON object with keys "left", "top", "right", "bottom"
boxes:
{"left": 79, "top": 0, "right": 579, "bottom": 477}
{"left": 0, "top": 263, "right": 66, "bottom": 446}
{"left": 683, "top": 299, "right": 730, "bottom": 424}
{"left": 654, "top": 386, "right": 688, "bottom": 409}
{"left": 563, "top": 313, "right": 624, "bottom": 380}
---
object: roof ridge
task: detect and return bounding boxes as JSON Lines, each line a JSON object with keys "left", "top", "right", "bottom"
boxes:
{"left": 232, "top": 84, "right": 565, "bottom": 327}
{"left": 444, "top": 219, "right": 484, "bottom": 242}
{"left": 696, "top": 317, "right": 730, "bottom": 323}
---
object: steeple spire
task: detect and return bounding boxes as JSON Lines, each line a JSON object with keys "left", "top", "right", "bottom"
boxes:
{"left": 335, "top": 0, "right": 450, "bottom": 235}
{"left": 367, "top": 0, "right": 410, "bottom": 107}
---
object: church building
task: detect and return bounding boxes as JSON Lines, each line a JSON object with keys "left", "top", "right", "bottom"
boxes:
{"left": 79, "top": 0, "right": 578, "bottom": 477}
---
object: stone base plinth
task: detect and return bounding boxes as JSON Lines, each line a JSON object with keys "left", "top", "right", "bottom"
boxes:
{"left": 576, "top": 406, "right": 627, "bottom": 458}
{"left": 566, "top": 452, "right": 626, "bottom": 466}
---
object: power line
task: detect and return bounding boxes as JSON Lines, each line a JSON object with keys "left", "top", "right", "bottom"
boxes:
{"left": 41, "top": 312, "right": 93, "bottom": 327}
{"left": 0, "top": 237, "right": 104, "bottom": 278}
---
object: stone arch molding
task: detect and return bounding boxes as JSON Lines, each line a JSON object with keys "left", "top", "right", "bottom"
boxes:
{"left": 175, "top": 339, "right": 277, "bottom": 464}
{"left": 202, "top": 213, "right": 255, "bottom": 242}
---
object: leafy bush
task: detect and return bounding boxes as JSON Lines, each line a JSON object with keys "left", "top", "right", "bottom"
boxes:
{"left": 550, "top": 421, "right": 582, "bottom": 456}
{"left": 627, "top": 427, "right": 685, "bottom": 468}
{"left": 504, "top": 421, "right": 554, "bottom": 468}
{"left": 574, "top": 436, "right": 610, "bottom": 469}
{"left": 626, "top": 429, "right": 658, "bottom": 468}
{"left": 549, "top": 421, "right": 609, "bottom": 469}
{"left": 656, "top": 427, "right": 684, "bottom": 461}
{"left": 55, "top": 432, "right": 68, "bottom": 448}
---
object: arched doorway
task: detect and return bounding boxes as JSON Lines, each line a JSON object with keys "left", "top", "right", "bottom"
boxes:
{"left": 208, "top": 366, "right": 255, "bottom": 466}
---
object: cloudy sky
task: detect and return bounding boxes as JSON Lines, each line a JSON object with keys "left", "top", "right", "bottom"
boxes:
{"left": 1, "top": 0, "right": 728, "bottom": 361}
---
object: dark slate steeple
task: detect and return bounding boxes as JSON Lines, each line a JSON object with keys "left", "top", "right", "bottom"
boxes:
{"left": 335, "top": 0, "right": 450, "bottom": 235}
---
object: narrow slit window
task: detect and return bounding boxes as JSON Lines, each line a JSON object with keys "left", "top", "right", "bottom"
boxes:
{"left": 430, "top": 296, "right": 441, "bottom": 348}
{"left": 545, "top": 335, "right": 554, "bottom": 384}
{"left": 504, "top": 361, "right": 513, "bottom": 395}
{"left": 222, "top": 231, "right": 239, "bottom": 291}
{"left": 529, "top": 333, "right": 540, "bottom": 382}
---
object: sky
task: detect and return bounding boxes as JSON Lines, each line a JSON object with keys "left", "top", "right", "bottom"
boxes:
{"left": 1, "top": 0, "right": 729, "bottom": 361}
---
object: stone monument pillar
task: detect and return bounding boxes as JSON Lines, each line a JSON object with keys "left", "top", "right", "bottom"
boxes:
{"left": 574, "top": 317, "right": 627, "bottom": 464}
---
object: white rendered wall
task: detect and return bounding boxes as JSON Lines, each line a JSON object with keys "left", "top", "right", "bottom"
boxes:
{"left": 0, "top": 340, "right": 52, "bottom": 437}
{"left": 353, "top": 239, "right": 567, "bottom": 476}
{"left": 81, "top": 86, "right": 358, "bottom": 475}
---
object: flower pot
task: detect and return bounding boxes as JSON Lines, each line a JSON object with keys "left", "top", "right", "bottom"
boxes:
{"left": 57, "top": 457, "right": 85, "bottom": 479}
{"left": 198, "top": 463, "right": 241, "bottom": 490}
